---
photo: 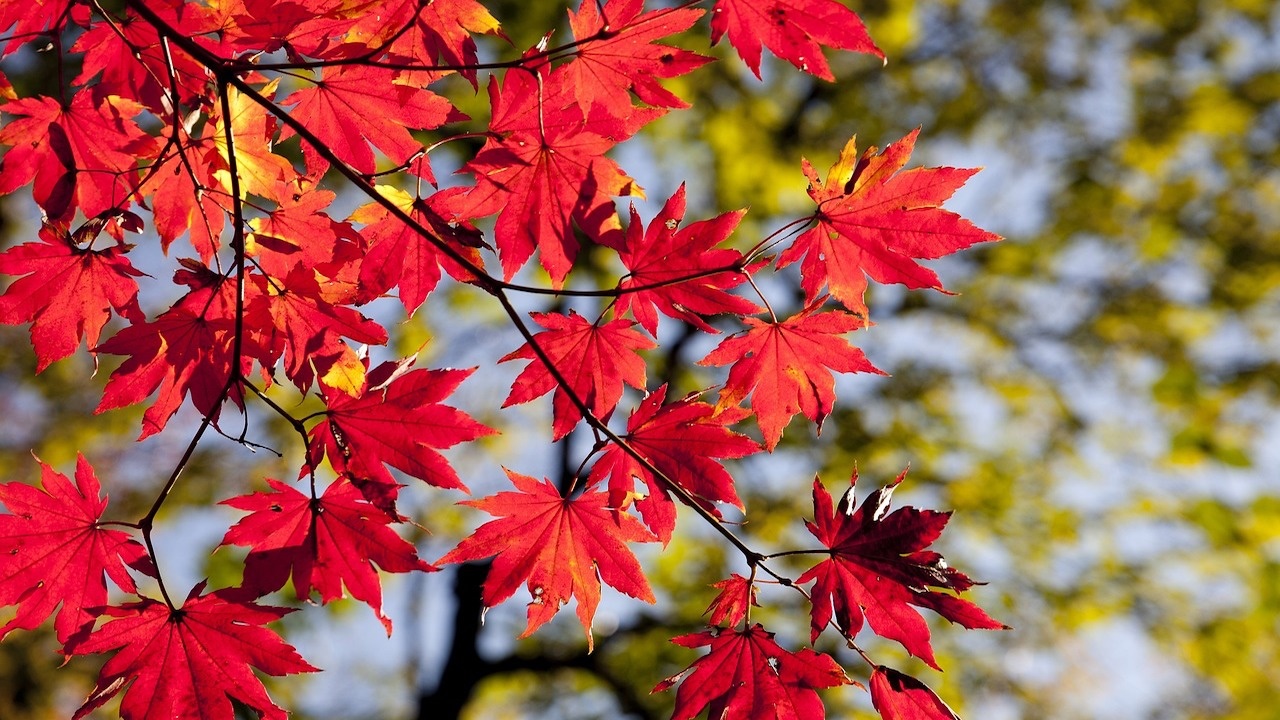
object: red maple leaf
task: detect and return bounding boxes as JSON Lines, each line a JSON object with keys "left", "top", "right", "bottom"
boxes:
{"left": 654, "top": 624, "right": 851, "bottom": 720}
{"left": 70, "top": 4, "right": 212, "bottom": 113}
{"left": 0, "top": 454, "right": 151, "bottom": 643}
{"left": 347, "top": 0, "right": 506, "bottom": 83}
{"left": 220, "top": 476, "right": 433, "bottom": 634}
{"left": 207, "top": 81, "right": 294, "bottom": 201}
{"left": 0, "top": 218, "right": 146, "bottom": 371}
{"left": 447, "top": 65, "right": 644, "bottom": 286}
{"left": 308, "top": 359, "right": 495, "bottom": 493}
{"left": 281, "top": 65, "right": 462, "bottom": 175}
{"left": 68, "top": 584, "right": 317, "bottom": 720}
{"left": 1, "top": 0, "right": 73, "bottom": 56}
{"left": 142, "top": 135, "right": 227, "bottom": 262}
{"left": 501, "top": 310, "right": 655, "bottom": 440}
{"left": 438, "top": 469, "right": 656, "bottom": 651}
{"left": 95, "top": 261, "right": 248, "bottom": 440}
{"left": 616, "top": 184, "right": 759, "bottom": 335}
{"left": 0, "top": 90, "right": 157, "bottom": 219}
{"left": 705, "top": 574, "right": 758, "bottom": 628}
{"left": 587, "top": 385, "right": 758, "bottom": 542}
{"left": 214, "top": 0, "right": 348, "bottom": 57}
{"left": 566, "top": 0, "right": 712, "bottom": 114}
{"left": 709, "top": 0, "right": 883, "bottom": 81}
{"left": 797, "top": 470, "right": 1006, "bottom": 669}
{"left": 407, "top": 0, "right": 505, "bottom": 72}
{"left": 246, "top": 265, "right": 388, "bottom": 391}
{"left": 351, "top": 185, "right": 487, "bottom": 314}
{"left": 247, "top": 180, "right": 364, "bottom": 293}
{"left": 699, "top": 301, "right": 883, "bottom": 450}
{"left": 777, "top": 129, "right": 1001, "bottom": 317}
{"left": 870, "top": 666, "right": 961, "bottom": 720}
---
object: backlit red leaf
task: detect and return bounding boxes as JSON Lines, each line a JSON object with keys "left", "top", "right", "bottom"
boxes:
{"left": 870, "top": 666, "right": 961, "bottom": 720}
{"left": 0, "top": 219, "right": 145, "bottom": 371}
{"left": 699, "top": 301, "right": 883, "bottom": 450}
{"left": 208, "top": 81, "right": 293, "bottom": 201}
{"left": 502, "top": 310, "right": 655, "bottom": 440}
{"left": 308, "top": 359, "right": 495, "bottom": 492}
{"left": 566, "top": 0, "right": 712, "bottom": 114}
{"left": 616, "top": 184, "right": 758, "bottom": 335}
{"left": 281, "top": 65, "right": 462, "bottom": 175}
{"left": 95, "top": 261, "right": 247, "bottom": 440}
{"left": 705, "top": 574, "right": 758, "bottom": 628}
{"left": 709, "top": 0, "right": 882, "bottom": 81}
{"left": 0, "top": 455, "right": 150, "bottom": 643}
{"left": 798, "top": 470, "right": 1006, "bottom": 669}
{"left": 438, "top": 469, "right": 656, "bottom": 651}
{"left": 247, "top": 181, "right": 365, "bottom": 295}
{"left": 587, "top": 385, "right": 758, "bottom": 542}
{"left": 246, "top": 265, "right": 388, "bottom": 391}
{"left": 347, "top": 0, "right": 505, "bottom": 83}
{"left": 351, "top": 185, "right": 487, "bottom": 314}
{"left": 0, "top": 91, "right": 156, "bottom": 219}
{"left": 142, "top": 136, "right": 227, "bottom": 262}
{"left": 71, "top": 5, "right": 211, "bottom": 112}
{"left": 655, "top": 624, "right": 850, "bottom": 720}
{"left": 1, "top": 0, "right": 72, "bottom": 56}
{"left": 68, "top": 585, "right": 317, "bottom": 720}
{"left": 448, "top": 67, "right": 644, "bottom": 286}
{"left": 777, "top": 130, "right": 1001, "bottom": 317}
{"left": 220, "top": 476, "right": 433, "bottom": 634}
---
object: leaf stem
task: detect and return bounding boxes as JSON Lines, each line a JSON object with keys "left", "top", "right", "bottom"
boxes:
{"left": 762, "top": 548, "right": 832, "bottom": 559}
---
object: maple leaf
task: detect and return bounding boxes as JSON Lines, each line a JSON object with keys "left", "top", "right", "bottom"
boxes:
{"left": 247, "top": 180, "right": 365, "bottom": 295}
{"left": 351, "top": 185, "right": 487, "bottom": 314}
{"left": 566, "top": 0, "right": 712, "bottom": 114}
{"left": 654, "top": 624, "right": 850, "bottom": 720}
{"left": 447, "top": 66, "right": 645, "bottom": 286}
{"left": 308, "top": 359, "right": 495, "bottom": 493}
{"left": 208, "top": 80, "right": 294, "bottom": 201}
{"left": 438, "top": 470, "right": 656, "bottom": 651}
{"left": 70, "top": 5, "right": 212, "bottom": 113}
{"left": 68, "top": 584, "right": 317, "bottom": 720}
{"left": 0, "top": 454, "right": 150, "bottom": 643}
{"left": 501, "top": 310, "right": 656, "bottom": 440}
{"left": 346, "top": 0, "right": 506, "bottom": 83}
{"left": 777, "top": 129, "right": 1001, "bottom": 317}
{"left": 616, "top": 184, "right": 759, "bottom": 335}
{"left": 0, "top": 218, "right": 146, "bottom": 371}
{"left": 220, "top": 476, "right": 433, "bottom": 634}
{"left": 0, "top": 91, "right": 157, "bottom": 219}
{"left": 870, "top": 666, "right": 961, "bottom": 720}
{"left": 142, "top": 136, "right": 228, "bottom": 262}
{"left": 214, "top": 0, "right": 354, "bottom": 57}
{"left": 409, "top": 0, "right": 505, "bottom": 70}
{"left": 699, "top": 301, "right": 883, "bottom": 450}
{"left": 281, "top": 65, "right": 462, "bottom": 175}
{"left": 1, "top": 0, "right": 72, "bottom": 56}
{"left": 797, "top": 470, "right": 1007, "bottom": 669}
{"left": 246, "top": 265, "right": 388, "bottom": 391}
{"left": 705, "top": 574, "right": 758, "bottom": 628}
{"left": 709, "top": 0, "right": 883, "bottom": 81}
{"left": 587, "top": 385, "right": 758, "bottom": 542}
{"left": 96, "top": 261, "right": 248, "bottom": 439}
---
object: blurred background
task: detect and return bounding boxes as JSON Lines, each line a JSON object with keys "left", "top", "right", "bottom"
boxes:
{"left": 2, "top": 0, "right": 1278, "bottom": 718}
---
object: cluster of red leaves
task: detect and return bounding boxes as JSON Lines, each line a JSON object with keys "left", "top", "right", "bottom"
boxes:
{"left": 0, "top": 0, "right": 1003, "bottom": 718}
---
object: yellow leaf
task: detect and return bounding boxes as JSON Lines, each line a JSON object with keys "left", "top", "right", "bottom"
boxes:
{"left": 319, "top": 346, "right": 366, "bottom": 398}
